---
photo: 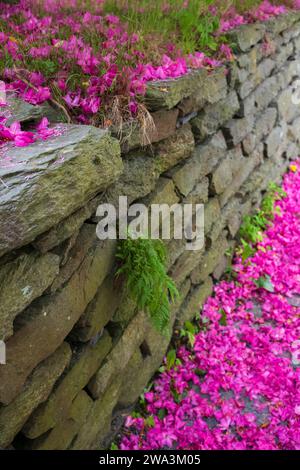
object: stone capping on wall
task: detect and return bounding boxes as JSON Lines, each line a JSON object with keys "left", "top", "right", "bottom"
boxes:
{"left": 1, "top": 12, "right": 300, "bottom": 450}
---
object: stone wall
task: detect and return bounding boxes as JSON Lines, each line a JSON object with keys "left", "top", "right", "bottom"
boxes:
{"left": 1, "top": 13, "right": 300, "bottom": 450}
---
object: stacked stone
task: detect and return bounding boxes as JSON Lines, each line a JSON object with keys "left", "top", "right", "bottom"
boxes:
{"left": 0, "top": 12, "right": 300, "bottom": 450}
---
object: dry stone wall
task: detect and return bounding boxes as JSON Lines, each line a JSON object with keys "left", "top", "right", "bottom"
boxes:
{"left": 1, "top": 13, "right": 300, "bottom": 449}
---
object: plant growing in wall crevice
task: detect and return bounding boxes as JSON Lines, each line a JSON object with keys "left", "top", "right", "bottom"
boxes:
{"left": 238, "top": 182, "right": 286, "bottom": 261}
{"left": 115, "top": 236, "right": 179, "bottom": 335}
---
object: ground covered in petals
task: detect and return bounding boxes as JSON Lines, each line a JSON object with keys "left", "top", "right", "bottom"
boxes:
{"left": 120, "top": 164, "right": 300, "bottom": 450}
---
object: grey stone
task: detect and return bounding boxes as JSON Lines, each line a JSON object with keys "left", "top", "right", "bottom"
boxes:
{"left": 288, "top": 117, "right": 300, "bottom": 143}
{"left": 210, "top": 159, "right": 233, "bottom": 195}
{"left": 254, "top": 76, "right": 280, "bottom": 111}
{"left": 4, "top": 94, "right": 64, "bottom": 127}
{"left": 219, "top": 145, "right": 263, "bottom": 207}
{"left": 265, "top": 126, "right": 287, "bottom": 159}
{"left": 237, "top": 76, "right": 257, "bottom": 100}
{"left": 88, "top": 310, "right": 150, "bottom": 399}
{"left": 255, "top": 107, "right": 277, "bottom": 142}
{"left": 266, "top": 12, "right": 300, "bottom": 35}
{"left": 144, "top": 69, "right": 208, "bottom": 110}
{"left": 117, "top": 109, "right": 179, "bottom": 153}
{"left": 73, "top": 275, "right": 122, "bottom": 343}
{"left": 50, "top": 224, "right": 97, "bottom": 292}
{"left": 0, "top": 239, "right": 116, "bottom": 404}
{"left": 238, "top": 92, "right": 255, "bottom": 118}
{"left": 154, "top": 124, "right": 195, "bottom": 173}
{"left": 33, "top": 194, "right": 103, "bottom": 253}
{"left": 190, "top": 233, "right": 228, "bottom": 284}
{"left": 242, "top": 133, "right": 257, "bottom": 156}
{"left": 223, "top": 116, "right": 254, "bottom": 147}
{"left": 226, "top": 23, "right": 266, "bottom": 52}
{"left": 0, "top": 252, "right": 60, "bottom": 340}
{"left": 170, "top": 132, "right": 227, "bottom": 196}
{"left": 183, "top": 178, "right": 209, "bottom": 205}
{"left": 278, "top": 87, "right": 300, "bottom": 123}
{"left": 191, "top": 91, "right": 240, "bottom": 141}
{"left": 23, "top": 331, "right": 112, "bottom": 439}
{"left": 0, "top": 125, "right": 122, "bottom": 257}
{"left": 275, "top": 42, "right": 294, "bottom": 69}
{"left": 0, "top": 342, "right": 71, "bottom": 448}
{"left": 178, "top": 277, "right": 213, "bottom": 324}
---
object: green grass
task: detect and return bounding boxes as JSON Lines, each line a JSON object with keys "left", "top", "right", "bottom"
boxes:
{"left": 103, "top": 1, "right": 265, "bottom": 56}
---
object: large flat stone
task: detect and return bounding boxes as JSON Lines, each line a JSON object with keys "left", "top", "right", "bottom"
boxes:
{"left": 73, "top": 275, "right": 121, "bottom": 343}
{"left": 88, "top": 310, "right": 149, "bottom": 399}
{"left": 3, "top": 94, "right": 64, "bottom": 127}
{"left": 226, "top": 23, "right": 266, "bottom": 52}
{"left": 170, "top": 131, "right": 227, "bottom": 196}
{"left": 144, "top": 69, "right": 208, "bottom": 110}
{"left": 24, "top": 391, "right": 93, "bottom": 450}
{"left": 0, "top": 239, "right": 116, "bottom": 405}
{"left": 191, "top": 91, "right": 240, "bottom": 141}
{"left": 0, "top": 125, "right": 122, "bottom": 257}
{"left": 0, "top": 342, "right": 71, "bottom": 448}
{"left": 0, "top": 252, "right": 60, "bottom": 340}
{"left": 23, "top": 331, "right": 112, "bottom": 439}
{"left": 178, "top": 277, "right": 213, "bottom": 324}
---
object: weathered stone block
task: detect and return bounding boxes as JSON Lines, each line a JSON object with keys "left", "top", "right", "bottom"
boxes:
{"left": 266, "top": 12, "right": 300, "bottom": 35}
{"left": 33, "top": 194, "right": 103, "bottom": 253}
{"left": 88, "top": 311, "right": 149, "bottom": 399}
{"left": 191, "top": 91, "right": 240, "bottom": 141}
{"left": 0, "top": 125, "right": 122, "bottom": 257}
{"left": 73, "top": 275, "right": 121, "bottom": 343}
{"left": 170, "top": 132, "right": 227, "bottom": 196}
{"left": 50, "top": 223, "right": 97, "bottom": 292}
{"left": 24, "top": 391, "right": 93, "bottom": 450}
{"left": 226, "top": 23, "right": 266, "bottom": 52}
{"left": 255, "top": 107, "right": 277, "bottom": 142}
{"left": 118, "top": 109, "right": 179, "bottom": 153}
{"left": 144, "top": 177, "right": 179, "bottom": 207}
{"left": 204, "top": 198, "right": 221, "bottom": 236}
{"left": 177, "top": 277, "right": 213, "bottom": 324}
{"left": 275, "top": 42, "right": 294, "bottom": 68}
{"left": 254, "top": 76, "right": 280, "bottom": 111}
{"left": 169, "top": 249, "right": 204, "bottom": 287}
{"left": 210, "top": 159, "right": 233, "bottom": 195}
{"left": 219, "top": 145, "right": 263, "bottom": 207}
{"left": 190, "top": 233, "right": 228, "bottom": 284}
{"left": 183, "top": 178, "right": 209, "bottom": 205}
{"left": 0, "top": 252, "right": 60, "bottom": 340}
{"left": 70, "top": 379, "right": 122, "bottom": 450}
{"left": 265, "top": 126, "right": 287, "bottom": 159}
{"left": 242, "top": 133, "right": 257, "bottom": 156}
{"left": 0, "top": 240, "right": 116, "bottom": 404}
{"left": 154, "top": 124, "right": 195, "bottom": 173}
{"left": 144, "top": 69, "right": 208, "bottom": 110}
{"left": 237, "top": 92, "right": 255, "bottom": 118}
{"left": 278, "top": 87, "right": 299, "bottom": 123}
{"left": 223, "top": 116, "right": 254, "bottom": 147}
{"left": 0, "top": 342, "right": 71, "bottom": 448}
{"left": 23, "top": 331, "right": 112, "bottom": 439}
{"left": 4, "top": 94, "right": 63, "bottom": 127}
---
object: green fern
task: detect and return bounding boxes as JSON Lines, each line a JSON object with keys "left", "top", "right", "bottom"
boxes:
{"left": 116, "top": 236, "right": 179, "bottom": 335}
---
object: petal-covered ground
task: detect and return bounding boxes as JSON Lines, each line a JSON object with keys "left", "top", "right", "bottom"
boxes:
{"left": 121, "top": 163, "right": 300, "bottom": 451}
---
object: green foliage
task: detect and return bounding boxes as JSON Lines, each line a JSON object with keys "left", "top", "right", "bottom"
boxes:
{"left": 239, "top": 183, "right": 286, "bottom": 261}
{"left": 180, "top": 320, "right": 199, "bottom": 347}
{"left": 105, "top": 0, "right": 222, "bottom": 54}
{"left": 116, "top": 236, "right": 179, "bottom": 335}
{"left": 219, "top": 308, "right": 227, "bottom": 326}
{"left": 254, "top": 275, "right": 275, "bottom": 293}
